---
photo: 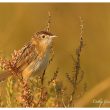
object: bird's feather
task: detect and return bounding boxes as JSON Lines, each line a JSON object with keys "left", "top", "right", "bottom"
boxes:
{"left": 11, "top": 42, "right": 38, "bottom": 73}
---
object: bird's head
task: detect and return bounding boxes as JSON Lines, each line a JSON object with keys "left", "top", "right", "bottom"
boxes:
{"left": 32, "top": 31, "right": 57, "bottom": 48}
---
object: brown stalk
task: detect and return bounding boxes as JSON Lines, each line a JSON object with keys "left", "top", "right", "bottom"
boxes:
{"left": 67, "top": 17, "right": 84, "bottom": 107}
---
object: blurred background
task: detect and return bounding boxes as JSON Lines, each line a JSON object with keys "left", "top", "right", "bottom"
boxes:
{"left": 0, "top": 3, "right": 110, "bottom": 107}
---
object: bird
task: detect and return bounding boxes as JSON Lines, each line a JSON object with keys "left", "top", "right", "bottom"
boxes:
{"left": 0, "top": 31, "right": 57, "bottom": 82}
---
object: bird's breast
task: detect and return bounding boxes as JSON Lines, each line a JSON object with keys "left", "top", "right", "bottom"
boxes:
{"left": 22, "top": 50, "right": 50, "bottom": 80}
{"left": 35, "top": 52, "right": 50, "bottom": 74}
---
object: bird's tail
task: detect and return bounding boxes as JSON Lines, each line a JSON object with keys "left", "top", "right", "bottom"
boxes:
{"left": 0, "top": 71, "right": 12, "bottom": 82}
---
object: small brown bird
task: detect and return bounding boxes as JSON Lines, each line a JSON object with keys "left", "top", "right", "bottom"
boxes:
{"left": 0, "top": 31, "right": 57, "bottom": 82}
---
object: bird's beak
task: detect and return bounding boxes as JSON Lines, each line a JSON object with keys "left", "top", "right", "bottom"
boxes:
{"left": 50, "top": 35, "right": 58, "bottom": 38}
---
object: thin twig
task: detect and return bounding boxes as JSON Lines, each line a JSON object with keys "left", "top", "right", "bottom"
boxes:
{"left": 61, "top": 89, "right": 67, "bottom": 108}
{"left": 68, "top": 16, "right": 84, "bottom": 107}
{"left": 46, "top": 11, "right": 51, "bottom": 32}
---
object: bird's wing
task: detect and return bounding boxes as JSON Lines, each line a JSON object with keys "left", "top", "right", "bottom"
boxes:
{"left": 11, "top": 42, "right": 38, "bottom": 73}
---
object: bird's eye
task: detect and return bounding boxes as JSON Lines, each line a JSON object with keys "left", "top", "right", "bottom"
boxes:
{"left": 42, "top": 35, "right": 45, "bottom": 38}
